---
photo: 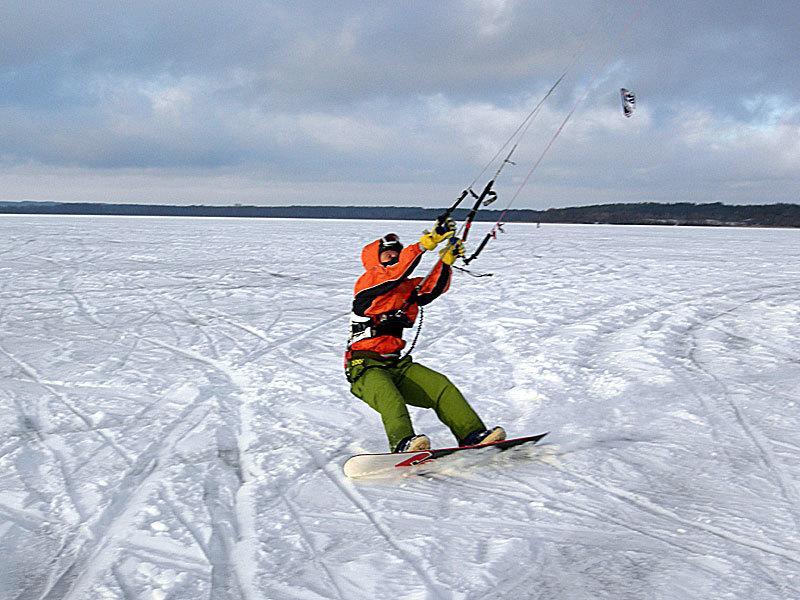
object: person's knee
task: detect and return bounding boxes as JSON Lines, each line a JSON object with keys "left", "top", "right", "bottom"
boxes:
{"left": 433, "top": 372, "right": 459, "bottom": 395}
{"left": 417, "top": 366, "right": 454, "bottom": 391}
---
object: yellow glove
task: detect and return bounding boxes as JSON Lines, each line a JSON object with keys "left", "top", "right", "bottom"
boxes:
{"left": 439, "top": 238, "right": 465, "bottom": 265}
{"left": 419, "top": 217, "right": 456, "bottom": 251}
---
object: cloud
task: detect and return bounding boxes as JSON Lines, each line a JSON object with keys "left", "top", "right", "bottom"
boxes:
{"left": 0, "top": 0, "right": 798, "bottom": 207}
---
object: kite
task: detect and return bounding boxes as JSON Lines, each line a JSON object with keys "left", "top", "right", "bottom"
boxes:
{"left": 620, "top": 88, "right": 636, "bottom": 118}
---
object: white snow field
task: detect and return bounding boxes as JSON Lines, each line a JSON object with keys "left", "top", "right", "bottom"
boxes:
{"left": 1, "top": 215, "right": 799, "bottom": 600}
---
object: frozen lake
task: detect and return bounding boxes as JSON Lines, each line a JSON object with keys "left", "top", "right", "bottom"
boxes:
{"left": 1, "top": 215, "right": 799, "bottom": 599}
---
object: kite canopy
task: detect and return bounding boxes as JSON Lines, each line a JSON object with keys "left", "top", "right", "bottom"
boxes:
{"left": 620, "top": 88, "right": 636, "bottom": 117}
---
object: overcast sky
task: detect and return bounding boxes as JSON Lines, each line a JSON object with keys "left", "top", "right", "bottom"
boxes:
{"left": 1, "top": 1, "right": 798, "bottom": 208}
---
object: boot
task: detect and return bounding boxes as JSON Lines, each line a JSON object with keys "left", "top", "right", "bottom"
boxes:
{"left": 394, "top": 434, "right": 431, "bottom": 453}
{"left": 460, "top": 426, "right": 506, "bottom": 447}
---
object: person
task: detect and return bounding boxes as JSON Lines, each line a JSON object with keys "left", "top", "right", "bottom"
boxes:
{"left": 344, "top": 219, "right": 505, "bottom": 453}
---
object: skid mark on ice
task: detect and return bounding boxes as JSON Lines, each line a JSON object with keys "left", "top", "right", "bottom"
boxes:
{"left": 556, "top": 278, "right": 800, "bottom": 558}
{"left": 547, "top": 273, "right": 800, "bottom": 533}
{"left": 207, "top": 311, "right": 367, "bottom": 448}
{"left": 540, "top": 455, "right": 800, "bottom": 566}
{"left": 163, "top": 294, "right": 226, "bottom": 360}
{"left": 691, "top": 373, "right": 800, "bottom": 530}
{"left": 250, "top": 383, "right": 446, "bottom": 598}
{"left": 205, "top": 308, "right": 284, "bottom": 346}
{"left": 680, "top": 288, "right": 800, "bottom": 528}
{"left": 128, "top": 332, "right": 268, "bottom": 600}
{"left": 243, "top": 311, "right": 349, "bottom": 363}
{"left": 0, "top": 500, "right": 46, "bottom": 533}
{"left": 0, "top": 438, "right": 21, "bottom": 461}
{"left": 126, "top": 543, "right": 209, "bottom": 575}
{"left": 434, "top": 462, "right": 719, "bottom": 566}
{"left": 309, "top": 447, "right": 452, "bottom": 599}
{"left": 0, "top": 341, "right": 133, "bottom": 465}
{"left": 245, "top": 353, "right": 448, "bottom": 600}
{"left": 33, "top": 399, "right": 211, "bottom": 600}
{"left": 147, "top": 304, "right": 380, "bottom": 598}
{"left": 276, "top": 349, "right": 367, "bottom": 427}
{"left": 772, "top": 439, "right": 800, "bottom": 454}
{"left": 158, "top": 488, "right": 212, "bottom": 559}
{"left": 111, "top": 564, "right": 137, "bottom": 600}
{"left": 204, "top": 450, "right": 248, "bottom": 600}
{"left": 5, "top": 375, "right": 88, "bottom": 522}
{"left": 278, "top": 493, "right": 347, "bottom": 600}
{"left": 443, "top": 453, "right": 799, "bottom": 594}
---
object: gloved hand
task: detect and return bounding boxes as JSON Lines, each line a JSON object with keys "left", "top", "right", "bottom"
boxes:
{"left": 419, "top": 217, "right": 456, "bottom": 251}
{"left": 438, "top": 238, "right": 465, "bottom": 265}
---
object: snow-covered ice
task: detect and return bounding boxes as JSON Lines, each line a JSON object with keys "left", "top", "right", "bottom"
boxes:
{"left": 1, "top": 215, "right": 799, "bottom": 599}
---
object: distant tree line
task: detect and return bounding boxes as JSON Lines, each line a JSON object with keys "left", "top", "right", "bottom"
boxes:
{"left": 1, "top": 200, "right": 798, "bottom": 228}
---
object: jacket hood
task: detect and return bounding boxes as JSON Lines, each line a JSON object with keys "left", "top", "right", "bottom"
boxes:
{"left": 360, "top": 239, "right": 383, "bottom": 270}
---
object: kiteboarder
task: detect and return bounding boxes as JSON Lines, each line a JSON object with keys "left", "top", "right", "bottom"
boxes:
{"left": 344, "top": 220, "right": 505, "bottom": 453}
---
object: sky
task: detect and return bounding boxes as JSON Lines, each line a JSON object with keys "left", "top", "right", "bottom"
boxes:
{"left": 1, "top": 0, "right": 798, "bottom": 209}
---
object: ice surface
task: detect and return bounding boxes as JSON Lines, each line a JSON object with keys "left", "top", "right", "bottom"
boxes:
{"left": 1, "top": 215, "right": 799, "bottom": 599}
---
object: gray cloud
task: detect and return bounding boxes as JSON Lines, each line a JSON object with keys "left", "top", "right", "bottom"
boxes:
{"left": 1, "top": 0, "right": 798, "bottom": 207}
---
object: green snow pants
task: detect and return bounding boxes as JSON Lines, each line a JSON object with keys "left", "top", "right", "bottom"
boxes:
{"left": 347, "top": 354, "right": 485, "bottom": 451}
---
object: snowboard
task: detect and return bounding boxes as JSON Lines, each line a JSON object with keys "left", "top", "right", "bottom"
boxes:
{"left": 343, "top": 432, "right": 549, "bottom": 479}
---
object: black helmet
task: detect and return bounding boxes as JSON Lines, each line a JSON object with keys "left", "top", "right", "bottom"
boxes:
{"left": 379, "top": 233, "right": 403, "bottom": 253}
{"left": 378, "top": 233, "right": 403, "bottom": 265}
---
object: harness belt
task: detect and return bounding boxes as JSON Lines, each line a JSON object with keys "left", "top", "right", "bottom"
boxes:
{"left": 347, "top": 310, "right": 413, "bottom": 346}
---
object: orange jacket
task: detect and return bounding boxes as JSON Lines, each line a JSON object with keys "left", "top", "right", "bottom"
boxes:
{"left": 347, "top": 238, "right": 451, "bottom": 358}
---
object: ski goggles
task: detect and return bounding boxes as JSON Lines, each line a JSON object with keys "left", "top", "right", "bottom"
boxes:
{"left": 379, "top": 233, "right": 403, "bottom": 251}
{"left": 380, "top": 233, "right": 401, "bottom": 245}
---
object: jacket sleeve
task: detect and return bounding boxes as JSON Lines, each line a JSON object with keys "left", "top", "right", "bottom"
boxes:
{"left": 415, "top": 261, "right": 451, "bottom": 306}
{"left": 352, "top": 244, "right": 425, "bottom": 316}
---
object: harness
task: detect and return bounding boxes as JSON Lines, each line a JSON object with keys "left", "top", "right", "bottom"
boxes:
{"left": 348, "top": 309, "right": 414, "bottom": 347}
{"left": 345, "top": 304, "right": 426, "bottom": 385}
